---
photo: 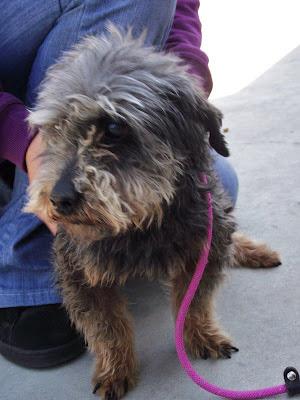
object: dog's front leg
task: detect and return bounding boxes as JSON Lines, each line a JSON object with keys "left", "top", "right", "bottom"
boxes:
{"left": 88, "top": 287, "right": 137, "bottom": 399}
{"left": 56, "top": 260, "right": 137, "bottom": 399}
{"left": 168, "top": 266, "right": 238, "bottom": 360}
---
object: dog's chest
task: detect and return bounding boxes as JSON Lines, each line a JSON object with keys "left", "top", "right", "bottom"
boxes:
{"left": 88, "top": 205, "right": 209, "bottom": 283}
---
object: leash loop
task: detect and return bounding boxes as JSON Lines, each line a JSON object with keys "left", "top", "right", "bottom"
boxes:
{"left": 284, "top": 367, "right": 300, "bottom": 397}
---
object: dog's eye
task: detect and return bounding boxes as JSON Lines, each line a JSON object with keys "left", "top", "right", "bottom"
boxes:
{"left": 104, "top": 121, "right": 128, "bottom": 139}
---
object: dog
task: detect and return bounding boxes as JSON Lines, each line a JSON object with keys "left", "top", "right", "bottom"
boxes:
{"left": 25, "top": 27, "right": 281, "bottom": 400}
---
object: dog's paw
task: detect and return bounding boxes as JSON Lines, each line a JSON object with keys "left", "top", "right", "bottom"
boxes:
{"left": 256, "top": 249, "right": 282, "bottom": 268}
{"left": 92, "top": 366, "right": 137, "bottom": 400}
{"left": 244, "top": 247, "right": 282, "bottom": 269}
{"left": 232, "top": 233, "right": 282, "bottom": 269}
{"left": 186, "top": 331, "right": 238, "bottom": 360}
{"left": 91, "top": 345, "right": 137, "bottom": 399}
{"left": 93, "top": 378, "right": 130, "bottom": 400}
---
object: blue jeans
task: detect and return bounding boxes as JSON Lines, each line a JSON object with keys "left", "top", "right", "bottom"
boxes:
{"left": 0, "top": 0, "right": 238, "bottom": 307}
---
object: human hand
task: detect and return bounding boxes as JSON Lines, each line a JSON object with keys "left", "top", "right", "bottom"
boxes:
{"left": 25, "top": 133, "right": 57, "bottom": 235}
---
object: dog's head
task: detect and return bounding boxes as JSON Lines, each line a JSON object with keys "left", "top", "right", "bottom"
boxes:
{"left": 26, "top": 27, "right": 228, "bottom": 239}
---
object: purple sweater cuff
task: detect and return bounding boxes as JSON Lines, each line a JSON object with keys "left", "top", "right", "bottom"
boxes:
{"left": 0, "top": 92, "right": 32, "bottom": 171}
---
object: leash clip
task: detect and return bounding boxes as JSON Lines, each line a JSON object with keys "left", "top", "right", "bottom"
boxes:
{"left": 284, "top": 367, "right": 300, "bottom": 396}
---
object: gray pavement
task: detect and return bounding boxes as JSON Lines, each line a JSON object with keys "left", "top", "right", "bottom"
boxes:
{"left": 1, "top": 46, "right": 299, "bottom": 400}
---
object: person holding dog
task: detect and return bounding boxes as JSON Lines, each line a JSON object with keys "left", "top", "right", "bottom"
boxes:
{"left": 0, "top": 0, "right": 238, "bottom": 369}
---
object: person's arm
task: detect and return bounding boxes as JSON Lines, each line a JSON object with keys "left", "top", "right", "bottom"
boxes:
{"left": 0, "top": 90, "right": 56, "bottom": 233}
{"left": 0, "top": 92, "right": 33, "bottom": 170}
{"left": 165, "top": 0, "right": 213, "bottom": 97}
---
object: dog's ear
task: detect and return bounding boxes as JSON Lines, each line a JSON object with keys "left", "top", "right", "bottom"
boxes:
{"left": 198, "top": 98, "right": 229, "bottom": 157}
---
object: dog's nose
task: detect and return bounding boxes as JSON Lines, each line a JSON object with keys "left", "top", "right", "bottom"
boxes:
{"left": 50, "top": 178, "right": 79, "bottom": 215}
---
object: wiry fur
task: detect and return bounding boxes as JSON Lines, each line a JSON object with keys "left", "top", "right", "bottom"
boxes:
{"left": 26, "top": 27, "right": 281, "bottom": 399}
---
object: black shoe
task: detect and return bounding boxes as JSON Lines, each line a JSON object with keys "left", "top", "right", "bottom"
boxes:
{"left": 0, "top": 304, "right": 86, "bottom": 369}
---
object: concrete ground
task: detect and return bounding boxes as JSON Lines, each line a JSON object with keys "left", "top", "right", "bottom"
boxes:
{"left": 1, "top": 47, "right": 300, "bottom": 400}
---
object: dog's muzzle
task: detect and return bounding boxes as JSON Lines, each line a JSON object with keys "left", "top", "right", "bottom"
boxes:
{"left": 50, "top": 163, "right": 80, "bottom": 216}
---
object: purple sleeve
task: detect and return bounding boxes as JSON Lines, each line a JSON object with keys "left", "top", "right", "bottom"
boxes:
{"left": 0, "top": 92, "right": 32, "bottom": 171}
{"left": 165, "top": 0, "right": 213, "bottom": 96}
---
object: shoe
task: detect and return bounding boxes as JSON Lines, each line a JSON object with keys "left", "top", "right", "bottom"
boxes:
{"left": 0, "top": 304, "right": 86, "bottom": 368}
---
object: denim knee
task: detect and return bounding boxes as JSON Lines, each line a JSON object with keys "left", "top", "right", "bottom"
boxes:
{"left": 59, "top": 0, "right": 176, "bottom": 47}
{"left": 211, "top": 151, "right": 239, "bottom": 207}
{"left": 27, "top": 0, "right": 177, "bottom": 106}
{"left": 123, "top": 0, "right": 177, "bottom": 48}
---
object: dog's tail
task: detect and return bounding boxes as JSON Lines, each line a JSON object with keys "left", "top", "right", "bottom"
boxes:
{"left": 231, "top": 232, "right": 282, "bottom": 269}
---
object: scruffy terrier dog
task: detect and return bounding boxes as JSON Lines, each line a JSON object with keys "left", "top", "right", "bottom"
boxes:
{"left": 26, "top": 28, "right": 281, "bottom": 399}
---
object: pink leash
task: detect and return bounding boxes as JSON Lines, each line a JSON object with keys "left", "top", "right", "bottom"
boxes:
{"left": 175, "top": 174, "right": 298, "bottom": 399}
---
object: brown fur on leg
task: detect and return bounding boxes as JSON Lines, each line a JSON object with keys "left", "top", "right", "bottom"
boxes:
{"left": 168, "top": 269, "right": 238, "bottom": 359}
{"left": 71, "top": 285, "right": 137, "bottom": 400}
{"left": 88, "top": 289, "right": 138, "bottom": 400}
{"left": 232, "top": 232, "right": 282, "bottom": 269}
{"left": 54, "top": 239, "right": 138, "bottom": 400}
